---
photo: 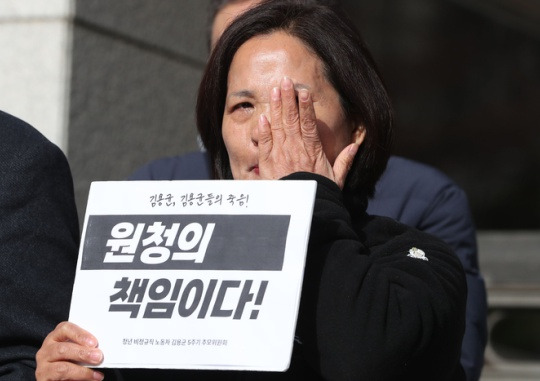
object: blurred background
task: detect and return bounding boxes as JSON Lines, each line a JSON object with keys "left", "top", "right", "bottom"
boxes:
{"left": 0, "top": 0, "right": 539, "bottom": 379}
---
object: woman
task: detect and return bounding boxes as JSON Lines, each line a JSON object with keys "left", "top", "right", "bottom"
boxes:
{"left": 36, "top": 1, "right": 466, "bottom": 380}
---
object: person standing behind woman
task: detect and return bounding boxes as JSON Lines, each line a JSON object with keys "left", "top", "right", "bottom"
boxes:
{"left": 37, "top": 1, "right": 467, "bottom": 379}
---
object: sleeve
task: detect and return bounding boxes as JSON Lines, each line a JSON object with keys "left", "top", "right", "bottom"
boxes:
{"left": 0, "top": 123, "right": 79, "bottom": 379}
{"left": 418, "top": 183, "right": 488, "bottom": 381}
{"left": 286, "top": 173, "right": 467, "bottom": 380}
{"left": 128, "top": 160, "right": 156, "bottom": 180}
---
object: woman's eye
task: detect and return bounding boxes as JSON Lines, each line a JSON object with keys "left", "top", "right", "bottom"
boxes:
{"left": 232, "top": 102, "right": 253, "bottom": 111}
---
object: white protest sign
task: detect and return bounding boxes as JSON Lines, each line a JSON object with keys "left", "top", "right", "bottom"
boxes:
{"left": 69, "top": 180, "right": 316, "bottom": 371}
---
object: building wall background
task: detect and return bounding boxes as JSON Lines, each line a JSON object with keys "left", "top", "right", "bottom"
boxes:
{"left": 0, "top": 0, "right": 73, "bottom": 150}
{"left": 69, "top": 0, "right": 210, "bottom": 219}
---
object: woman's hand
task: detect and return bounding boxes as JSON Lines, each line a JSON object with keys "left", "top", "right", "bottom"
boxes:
{"left": 36, "top": 321, "right": 104, "bottom": 381}
{"left": 257, "top": 76, "right": 359, "bottom": 189}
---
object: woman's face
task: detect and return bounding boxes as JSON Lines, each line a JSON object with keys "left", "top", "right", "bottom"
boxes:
{"left": 222, "top": 31, "right": 357, "bottom": 180}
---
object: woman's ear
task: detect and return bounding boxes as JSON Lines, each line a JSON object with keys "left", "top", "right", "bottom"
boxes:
{"left": 352, "top": 125, "right": 366, "bottom": 145}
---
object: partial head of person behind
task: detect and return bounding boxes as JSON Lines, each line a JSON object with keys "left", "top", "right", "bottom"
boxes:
{"left": 208, "top": 0, "right": 261, "bottom": 49}
{"left": 198, "top": 0, "right": 393, "bottom": 204}
{"left": 208, "top": 0, "right": 346, "bottom": 49}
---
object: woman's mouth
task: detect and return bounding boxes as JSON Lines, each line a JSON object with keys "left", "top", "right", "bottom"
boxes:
{"left": 251, "top": 165, "right": 259, "bottom": 175}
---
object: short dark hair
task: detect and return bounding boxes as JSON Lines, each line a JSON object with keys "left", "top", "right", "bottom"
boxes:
{"left": 197, "top": 0, "right": 393, "bottom": 201}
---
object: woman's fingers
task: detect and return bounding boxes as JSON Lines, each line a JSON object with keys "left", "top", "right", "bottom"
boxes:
{"left": 269, "top": 86, "right": 285, "bottom": 144}
{"left": 262, "top": 76, "right": 346, "bottom": 182}
{"left": 258, "top": 114, "right": 273, "bottom": 162}
{"left": 36, "top": 359, "right": 104, "bottom": 381}
{"left": 47, "top": 321, "right": 99, "bottom": 348}
{"left": 269, "top": 76, "right": 320, "bottom": 149}
{"left": 332, "top": 143, "right": 359, "bottom": 189}
{"left": 43, "top": 341, "right": 103, "bottom": 364}
{"left": 36, "top": 321, "right": 104, "bottom": 381}
{"left": 260, "top": 76, "right": 331, "bottom": 179}
{"left": 280, "top": 77, "right": 301, "bottom": 137}
{"left": 298, "top": 89, "right": 320, "bottom": 150}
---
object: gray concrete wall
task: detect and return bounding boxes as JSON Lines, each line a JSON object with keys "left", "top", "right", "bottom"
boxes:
{"left": 68, "top": 0, "right": 210, "bottom": 219}
{"left": 0, "top": 0, "right": 73, "bottom": 151}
